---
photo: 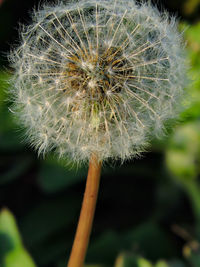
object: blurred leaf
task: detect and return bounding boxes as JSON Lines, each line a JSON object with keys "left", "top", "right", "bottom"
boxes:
{"left": 165, "top": 121, "right": 200, "bottom": 180}
{"left": 31, "top": 237, "right": 71, "bottom": 266}
{"left": 0, "top": 209, "right": 22, "bottom": 248}
{"left": 0, "top": 71, "right": 24, "bottom": 150}
{"left": 184, "top": 22, "right": 200, "bottom": 50}
{"left": 165, "top": 121, "right": 200, "bottom": 235}
{"left": 0, "top": 129, "right": 24, "bottom": 150}
{"left": 123, "top": 221, "right": 176, "bottom": 261}
{"left": 115, "top": 257, "right": 186, "bottom": 267}
{"left": 154, "top": 261, "right": 168, "bottom": 267}
{"left": 0, "top": 209, "right": 36, "bottom": 267}
{"left": 165, "top": 261, "right": 186, "bottom": 267}
{"left": 4, "top": 248, "right": 36, "bottom": 267}
{"left": 115, "top": 253, "right": 153, "bottom": 267}
{"left": 20, "top": 195, "right": 79, "bottom": 247}
{"left": 0, "top": 155, "right": 33, "bottom": 185}
{"left": 87, "top": 221, "right": 175, "bottom": 265}
{"left": 38, "top": 155, "right": 86, "bottom": 193}
{"left": 165, "top": 120, "right": 200, "bottom": 214}
{"left": 154, "top": 177, "right": 184, "bottom": 222}
{"left": 180, "top": 22, "right": 200, "bottom": 120}
{"left": 183, "top": 0, "right": 200, "bottom": 16}
{"left": 186, "top": 249, "right": 200, "bottom": 266}
{"left": 0, "top": 71, "right": 10, "bottom": 107}
{"left": 87, "top": 231, "right": 121, "bottom": 264}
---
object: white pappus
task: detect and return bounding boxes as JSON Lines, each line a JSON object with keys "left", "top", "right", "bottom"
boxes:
{"left": 9, "top": 0, "right": 187, "bottom": 163}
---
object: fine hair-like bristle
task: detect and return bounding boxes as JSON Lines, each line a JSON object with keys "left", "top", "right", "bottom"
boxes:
{"left": 9, "top": 0, "right": 187, "bottom": 163}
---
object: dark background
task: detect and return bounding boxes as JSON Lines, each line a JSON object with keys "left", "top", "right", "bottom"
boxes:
{"left": 0, "top": 0, "right": 200, "bottom": 266}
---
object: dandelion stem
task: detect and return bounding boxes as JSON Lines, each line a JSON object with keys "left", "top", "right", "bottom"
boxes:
{"left": 67, "top": 153, "right": 102, "bottom": 267}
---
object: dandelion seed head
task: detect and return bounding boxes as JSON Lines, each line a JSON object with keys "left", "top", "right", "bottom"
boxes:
{"left": 9, "top": 0, "right": 187, "bottom": 162}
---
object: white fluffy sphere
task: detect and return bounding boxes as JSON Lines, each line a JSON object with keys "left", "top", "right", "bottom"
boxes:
{"left": 9, "top": 0, "right": 187, "bottom": 162}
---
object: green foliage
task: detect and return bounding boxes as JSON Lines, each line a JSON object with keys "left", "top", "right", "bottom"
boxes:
{"left": 115, "top": 253, "right": 153, "bottom": 267}
{"left": 38, "top": 155, "right": 86, "bottom": 193}
{"left": 0, "top": 209, "right": 36, "bottom": 267}
{"left": 165, "top": 122, "right": 200, "bottom": 180}
{"left": 183, "top": 0, "right": 200, "bottom": 16}
{"left": 180, "top": 22, "right": 200, "bottom": 121}
{"left": 165, "top": 22, "right": 200, "bottom": 241}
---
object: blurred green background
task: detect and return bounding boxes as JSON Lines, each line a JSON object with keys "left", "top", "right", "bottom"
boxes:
{"left": 1, "top": 0, "right": 200, "bottom": 266}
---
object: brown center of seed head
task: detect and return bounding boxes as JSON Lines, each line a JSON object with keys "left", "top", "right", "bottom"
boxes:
{"left": 65, "top": 46, "right": 132, "bottom": 100}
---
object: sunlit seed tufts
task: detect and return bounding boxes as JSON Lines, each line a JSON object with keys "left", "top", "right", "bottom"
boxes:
{"left": 9, "top": 0, "right": 187, "bottom": 163}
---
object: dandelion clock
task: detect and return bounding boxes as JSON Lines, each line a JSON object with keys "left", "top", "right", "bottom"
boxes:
{"left": 9, "top": 0, "right": 187, "bottom": 265}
